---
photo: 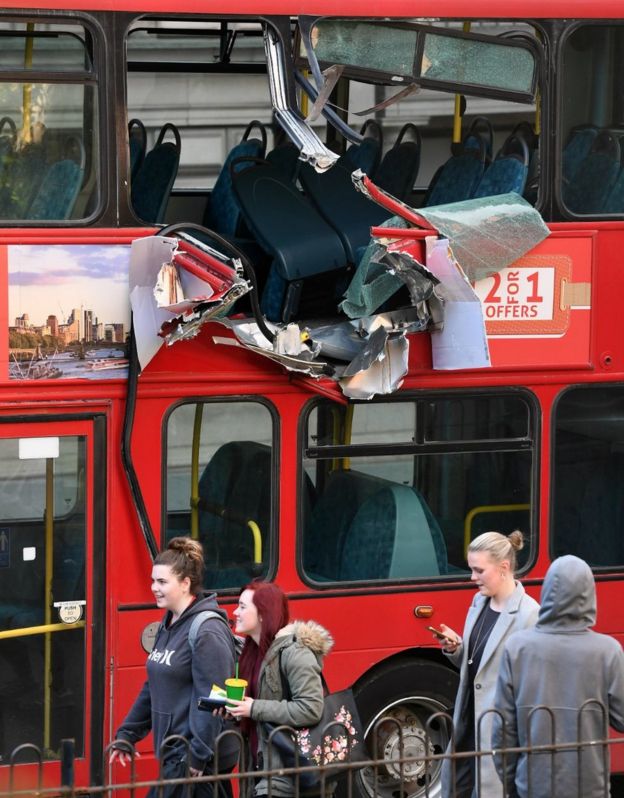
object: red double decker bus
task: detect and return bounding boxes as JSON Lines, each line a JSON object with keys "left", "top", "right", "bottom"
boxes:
{"left": 0, "top": 2, "right": 623, "bottom": 797}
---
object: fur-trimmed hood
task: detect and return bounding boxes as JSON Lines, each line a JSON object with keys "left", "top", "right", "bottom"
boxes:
{"left": 276, "top": 620, "right": 334, "bottom": 657}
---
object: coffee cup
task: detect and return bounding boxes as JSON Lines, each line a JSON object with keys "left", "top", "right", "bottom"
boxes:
{"left": 225, "top": 677, "right": 248, "bottom": 706}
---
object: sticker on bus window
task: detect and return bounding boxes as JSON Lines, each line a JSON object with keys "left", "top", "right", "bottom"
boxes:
{"left": 474, "top": 254, "right": 590, "bottom": 336}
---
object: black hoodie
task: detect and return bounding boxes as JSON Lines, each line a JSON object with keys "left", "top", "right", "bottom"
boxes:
{"left": 116, "top": 594, "right": 238, "bottom": 770}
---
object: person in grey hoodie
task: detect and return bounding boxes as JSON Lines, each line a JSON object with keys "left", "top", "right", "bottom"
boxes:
{"left": 226, "top": 581, "right": 334, "bottom": 797}
{"left": 492, "top": 555, "right": 624, "bottom": 798}
{"left": 110, "top": 537, "right": 239, "bottom": 798}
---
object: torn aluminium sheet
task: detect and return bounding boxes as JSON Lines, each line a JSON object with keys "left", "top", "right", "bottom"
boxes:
{"left": 129, "top": 235, "right": 250, "bottom": 371}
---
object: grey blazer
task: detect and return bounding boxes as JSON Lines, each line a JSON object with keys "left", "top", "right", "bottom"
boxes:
{"left": 441, "top": 582, "right": 539, "bottom": 798}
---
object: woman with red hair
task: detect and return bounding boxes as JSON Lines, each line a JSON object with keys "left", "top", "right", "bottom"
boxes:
{"left": 227, "top": 581, "right": 334, "bottom": 797}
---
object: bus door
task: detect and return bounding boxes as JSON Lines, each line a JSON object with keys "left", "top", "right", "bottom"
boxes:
{"left": 0, "top": 416, "right": 105, "bottom": 790}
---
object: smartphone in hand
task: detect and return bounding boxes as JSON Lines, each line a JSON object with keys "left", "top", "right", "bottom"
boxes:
{"left": 426, "top": 625, "right": 450, "bottom": 641}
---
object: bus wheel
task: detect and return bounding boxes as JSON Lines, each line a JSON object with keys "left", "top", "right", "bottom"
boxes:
{"left": 352, "top": 659, "right": 458, "bottom": 798}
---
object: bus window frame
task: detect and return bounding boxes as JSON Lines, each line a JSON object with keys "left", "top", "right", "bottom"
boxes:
{"left": 160, "top": 394, "right": 281, "bottom": 594}
{"left": 297, "top": 389, "right": 541, "bottom": 590}
{"left": 555, "top": 19, "right": 624, "bottom": 221}
{"left": 550, "top": 382, "right": 624, "bottom": 573}
{"left": 298, "top": 16, "right": 541, "bottom": 105}
{"left": 0, "top": 10, "right": 108, "bottom": 227}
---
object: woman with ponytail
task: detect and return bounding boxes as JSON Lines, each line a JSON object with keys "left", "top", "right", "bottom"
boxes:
{"left": 436, "top": 531, "right": 539, "bottom": 798}
{"left": 110, "top": 537, "right": 239, "bottom": 798}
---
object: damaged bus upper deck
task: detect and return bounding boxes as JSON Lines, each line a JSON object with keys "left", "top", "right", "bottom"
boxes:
{"left": 1, "top": 0, "right": 624, "bottom": 795}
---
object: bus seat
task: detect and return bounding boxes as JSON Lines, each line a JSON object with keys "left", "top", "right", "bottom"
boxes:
{"left": 562, "top": 124, "right": 598, "bottom": 186}
{"left": 203, "top": 120, "right": 267, "bottom": 236}
{"left": 131, "top": 122, "right": 181, "bottom": 223}
{"left": 232, "top": 157, "right": 350, "bottom": 322}
{"left": 298, "top": 153, "right": 390, "bottom": 263}
{"left": 563, "top": 129, "right": 620, "bottom": 213}
{"left": 29, "top": 157, "right": 85, "bottom": 220}
{"left": 304, "top": 469, "right": 447, "bottom": 582}
{"left": 374, "top": 123, "right": 422, "bottom": 201}
{"left": 472, "top": 133, "right": 530, "bottom": 199}
{"left": 199, "top": 441, "right": 271, "bottom": 589}
{"left": 128, "top": 118, "right": 147, "bottom": 180}
{"left": 424, "top": 131, "right": 487, "bottom": 206}
{"left": 304, "top": 470, "right": 396, "bottom": 581}
{"left": 339, "top": 484, "right": 442, "bottom": 581}
{"left": 266, "top": 141, "right": 300, "bottom": 181}
{"left": 0, "top": 144, "right": 46, "bottom": 219}
{"left": 509, "top": 121, "right": 540, "bottom": 204}
{"left": 344, "top": 119, "right": 383, "bottom": 177}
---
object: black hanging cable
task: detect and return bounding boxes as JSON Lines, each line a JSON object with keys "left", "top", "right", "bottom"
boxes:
{"left": 121, "top": 316, "right": 159, "bottom": 560}
{"left": 121, "top": 222, "right": 275, "bottom": 561}
{"left": 158, "top": 221, "right": 275, "bottom": 344}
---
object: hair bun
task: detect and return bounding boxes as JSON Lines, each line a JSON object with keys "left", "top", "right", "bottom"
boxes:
{"left": 508, "top": 530, "right": 524, "bottom": 551}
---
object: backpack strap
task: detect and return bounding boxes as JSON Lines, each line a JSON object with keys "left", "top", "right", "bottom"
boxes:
{"left": 277, "top": 646, "right": 328, "bottom": 699}
{"left": 188, "top": 610, "right": 244, "bottom": 659}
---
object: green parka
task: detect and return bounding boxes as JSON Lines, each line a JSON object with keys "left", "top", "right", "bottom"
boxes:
{"left": 250, "top": 620, "right": 334, "bottom": 796}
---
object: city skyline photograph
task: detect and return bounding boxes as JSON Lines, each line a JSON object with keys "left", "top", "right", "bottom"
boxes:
{"left": 8, "top": 244, "right": 132, "bottom": 380}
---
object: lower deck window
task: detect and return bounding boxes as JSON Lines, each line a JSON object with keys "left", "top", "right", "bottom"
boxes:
{"left": 301, "top": 394, "right": 535, "bottom": 583}
{"left": 552, "top": 385, "right": 624, "bottom": 566}
{"left": 165, "top": 400, "right": 275, "bottom": 590}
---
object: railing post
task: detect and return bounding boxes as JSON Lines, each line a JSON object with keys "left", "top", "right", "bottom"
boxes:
{"left": 60, "top": 738, "right": 76, "bottom": 790}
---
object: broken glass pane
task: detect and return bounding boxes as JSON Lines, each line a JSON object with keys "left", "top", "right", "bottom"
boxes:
{"left": 312, "top": 21, "right": 418, "bottom": 79}
{"left": 421, "top": 32, "right": 535, "bottom": 94}
{"left": 417, "top": 193, "right": 549, "bottom": 283}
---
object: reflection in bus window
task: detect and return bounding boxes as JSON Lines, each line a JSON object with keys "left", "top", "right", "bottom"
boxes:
{"left": 553, "top": 386, "right": 624, "bottom": 566}
{"left": 165, "top": 400, "right": 274, "bottom": 590}
{"left": 561, "top": 25, "right": 624, "bottom": 216}
{"left": 302, "top": 395, "right": 534, "bottom": 583}
{"left": 0, "top": 435, "right": 86, "bottom": 761}
{"left": 0, "top": 22, "right": 99, "bottom": 221}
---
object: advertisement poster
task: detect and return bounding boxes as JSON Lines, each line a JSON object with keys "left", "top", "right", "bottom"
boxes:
{"left": 7, "top": 244, "right": 131, "bottom": 380}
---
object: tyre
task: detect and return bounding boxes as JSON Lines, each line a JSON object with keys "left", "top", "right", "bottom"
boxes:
{"left": 352, "top": 659, "right": 459, "bottom": 798}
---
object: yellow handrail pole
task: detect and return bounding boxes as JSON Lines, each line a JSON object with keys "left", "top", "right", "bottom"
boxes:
{"left": 463, "top": 503, "right": 531, "bottom": 557}
{"left": 44, "top": 457, "right": 54, "bottom": 751}
{"left": 190, "top": 404, "right": 204, "bottom": 540}
{"left": 247, "top": 520, "right": 262, "bottom": 564}
{"left": 21, "top": 23, "right": 35, "bottom": 147}
{"left": 300, "top": 69, "right": 310, "bottom": 117}
{"left": 452, "top": 22, "right": 472, "bottom": 145}
{"left": 0, "top": 621, "right": 85, "bottom": 641}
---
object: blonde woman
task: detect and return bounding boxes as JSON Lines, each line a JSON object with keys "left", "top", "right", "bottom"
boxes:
{"left": 435, "top": 531, "right": 539, "bottom": 798}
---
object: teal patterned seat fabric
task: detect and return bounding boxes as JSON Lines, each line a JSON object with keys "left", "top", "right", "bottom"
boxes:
{"left": 339, "top": 485, "right": 444, "bottom": 581}
{"left": 562, "top": 125, "right": 598, "bottom": 186}
{"left": 375, "top": 123, "right": 421, "bottom": 201}
{"left": 131, "top": 122, "right": 181, "bottom": 223}
{"left": 563, "top": 130, "right": 620, "bottom": 213}
{"left": 425, "top": 139, "right": 486, "bottom": 206}
{"left": 304, "top": 469, "right": 447, "bottom": 582}
{"left": 203, "top": 120, "right": 267, "bottom": 236}
{"left": 473, "top": 132, "right": 530, "bottom": 199}
{"left": 344, "top": 119, "right": 383, "bottom": 177}
{"left": 199, "top": 441, "right": 271, "bottom": 590}
{"left": 29, "top": 158, "right": 84, "bottom": 220}
{"left": 0, "top": 144, "right": 46, "bottom": 218}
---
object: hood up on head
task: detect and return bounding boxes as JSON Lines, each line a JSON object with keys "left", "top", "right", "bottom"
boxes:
{"left": 536, "top": 555, "right": 596, "bottom": 632}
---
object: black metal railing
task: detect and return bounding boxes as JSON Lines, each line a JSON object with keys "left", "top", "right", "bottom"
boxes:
{"left": 1, "top": 702, "right": 622, "bottom": 798}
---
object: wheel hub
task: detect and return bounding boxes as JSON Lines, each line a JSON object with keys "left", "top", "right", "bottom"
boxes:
{"left": 374, "top": 707, "right": 435, "bottom": 783}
